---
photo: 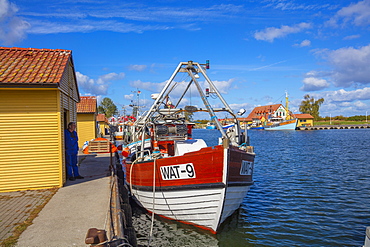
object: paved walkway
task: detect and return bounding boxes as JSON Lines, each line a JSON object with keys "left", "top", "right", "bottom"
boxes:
{"left": 0, "top": 189, "right": 56, "bottom": 242}
{"left": 0, "top": 152, "right": 113, "bottom": 247}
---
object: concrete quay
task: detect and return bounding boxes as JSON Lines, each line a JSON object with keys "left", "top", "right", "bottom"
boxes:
{"left": 297, "top": 124, "right": 370, "bottom": 130}
{"left": 0, "top": 152, "right": 113, "bottom": 247}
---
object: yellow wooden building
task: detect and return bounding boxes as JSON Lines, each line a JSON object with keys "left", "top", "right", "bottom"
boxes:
{"left": 0, "top": 47, "right": 80, "bottom": 192}
{"left": 295, "top": 114, "right": 314, "bottom": 127}
{"left": 97, "top": 114, "right": 109, "bottom": 137}
{"left": 76, "top": 96, "right": 97, "bottom": 147}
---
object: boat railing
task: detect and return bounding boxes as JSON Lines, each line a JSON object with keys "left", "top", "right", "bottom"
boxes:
{"left": 136, "top": 149, "right": 152, "bottom": 160}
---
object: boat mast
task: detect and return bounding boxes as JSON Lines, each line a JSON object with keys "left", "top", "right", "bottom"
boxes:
{"left": 285, "top": 91, "right": 290, "bottom": 119}
{"left": 285, "top": 91, "right": 289, "bottom": 112}
{"left": 183, "top": 62, "right": 227, "bottom": 139}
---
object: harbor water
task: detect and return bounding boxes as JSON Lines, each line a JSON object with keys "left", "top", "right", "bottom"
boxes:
{"left": 131, "top": 128, "right": 370, "bottom": 247}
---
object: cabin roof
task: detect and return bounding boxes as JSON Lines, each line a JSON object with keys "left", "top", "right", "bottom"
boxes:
{"left": 0, "top": 47, "right": 72, "bottom": 85}
{"left": 77, "top": 96, "right": 97, "bottom": 113}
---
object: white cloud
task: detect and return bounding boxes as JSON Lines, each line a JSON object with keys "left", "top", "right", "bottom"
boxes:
{"left": 124, "top": 94, "right": 134, "bottom": 100}
{"left": 322, "top": 88, "right": 370, "bottom": 102}
{"left": 254, "top": 22, "right": 312, "bottom": 42}
{"left": 211, "top": 79, "right": 234, "bottom": 94}
{"left": 294, "top": 39, "right": 311, "bottom": 47}
{"left": 343, "top": 34, "right": 360, "bottom": 40}
{"left": 301, "top": 77, "right": 330, "bottom": 91}
{"left": 327, "top": 0, "right": 370, "bottom": 27}
{"left": 0, "top": 0, "right": 30, "bottom": 45}
{"left": 76, "top": 71, "right": 125, "bottom": 95}
{"left": 27, "top": 19, "right": 171, "bottom": 34}
{"left": 128, "top": 65, "right": 147, "bottom": 71}
{"left": 130, "top": 79, "right": 166, "bottom": 93}
{"left": 21, "top": 3, "right": 245, "bottom": 34}
{"left": 303, "top": 88, "right": 370, "bottom": 116}
{"left": 306, "top": 44, "right": 370, "bottom": 90}
{"left": 325, "top": 44, "right": 370, "bottom": 87}
{"left": 265, "top": 1, "right": 332, "bottom": 11}
{"left": 229, "top": 102, "right": 254, "bottom": 115}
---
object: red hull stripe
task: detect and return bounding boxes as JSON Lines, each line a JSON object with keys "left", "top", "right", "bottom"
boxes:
{"left": 125, "top": 145, "right": 254, "bottom": 188}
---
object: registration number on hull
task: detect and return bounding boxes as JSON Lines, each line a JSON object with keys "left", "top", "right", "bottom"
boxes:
{"left": 240, "top": 160, "right": 254, "bottom": 175}
{"left": 160, "top": 163, "right": 196, "bottom": 180}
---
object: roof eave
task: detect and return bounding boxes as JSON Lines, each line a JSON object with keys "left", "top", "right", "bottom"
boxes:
{"left": 0, "top": 83, "right": 59, "bottom": 88}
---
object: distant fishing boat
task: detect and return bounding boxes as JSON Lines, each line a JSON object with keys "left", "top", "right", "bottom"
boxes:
{"left": 264, "top": 92, "right": 297, "bottom": 130}
{"left": 122, "top": 61, "right": 255, "bottom": 234}
{"left": 222, "top": 123, "right": 235, "bottom": 129}
{"left": 113, "top": 116, "right": 136, "bottom": 142}
{"left": 249, "top": 124, "right": 264, "bottom": 130}
{"left": 264, "top": 118, "right": 297, "bottom": 130}
{"left": 205, "top": 122, "right": 216, "bottom": 129}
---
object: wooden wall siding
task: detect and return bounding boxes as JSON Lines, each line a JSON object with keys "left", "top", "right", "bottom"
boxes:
{"left": 68, "top": 61, "right": 79, "bottom": 101}
{"left": 59, "top": 61, "right": 79, "bottom": 156}
{"left": 297, "top": 119, "right": 314, "bottom": 127}
{"left": 0, "top": 89, "right": 62, "bottom": 192}
{"left": 77, "top": 113, "right": 96, "bottom": 148}
{"left": 59, "top": 58, "right": 79, "bottom": 102}
{"left": 60, "top": 61, "right": 78, "bottom": 121}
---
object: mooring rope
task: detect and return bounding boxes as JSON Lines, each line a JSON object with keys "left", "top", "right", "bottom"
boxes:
{"left": 148, "top": 143, "right": 161, "bottom": 246}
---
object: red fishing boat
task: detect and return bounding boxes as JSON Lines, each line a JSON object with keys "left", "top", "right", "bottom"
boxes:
{"left": 122, "top": 61, "right": 255, "bottom": 234}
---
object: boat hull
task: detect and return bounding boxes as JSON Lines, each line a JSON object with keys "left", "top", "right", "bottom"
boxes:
{"left": 250, "top": 126, "right": 264, "bottom": 130}
{"left": 124, "top": 145, "right": 254, "bottom": 233}
{"left": 264, "top": 118, "right": 297, "bottom": 130}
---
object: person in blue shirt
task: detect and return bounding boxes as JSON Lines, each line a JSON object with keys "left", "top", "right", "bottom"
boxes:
{"left": 65, "top": 122, "right": 84, "bottom": 181}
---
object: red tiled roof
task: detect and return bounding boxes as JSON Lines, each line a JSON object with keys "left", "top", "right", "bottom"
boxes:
{"left": 295, "top": 114, "right": 314, "bottom": 119}
{"left": 245, "top": 104, "right": 283, "bottom": 121}
{"left": 77, "top": 96, "right": 97, "bottom": 113}
{"left": 0, "top": 47, "right": 72, "bottom": 85}
{"left": 97, "top": 114, "right": 108, "bottom": 122}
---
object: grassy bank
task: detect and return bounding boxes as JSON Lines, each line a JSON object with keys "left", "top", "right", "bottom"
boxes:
{"left": 315, "top": 120, "right": 369, "bottom": 125}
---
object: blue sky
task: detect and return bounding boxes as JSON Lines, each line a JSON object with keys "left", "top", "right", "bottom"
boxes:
{"left": 1, "top": 0, "right": 370, "bottom": 118}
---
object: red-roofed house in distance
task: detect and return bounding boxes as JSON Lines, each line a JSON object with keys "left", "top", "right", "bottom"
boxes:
{"left": 0, "top": 47, "right": 80, "bottom": 192}
{"left": 244, "top": 92, "right": 300, "bottom": 130}
{"left": 76, "top": 96, "right": 98, "bottom": 147}
{"left": 246, "top": 104, "right": 294, "bottom": 125}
